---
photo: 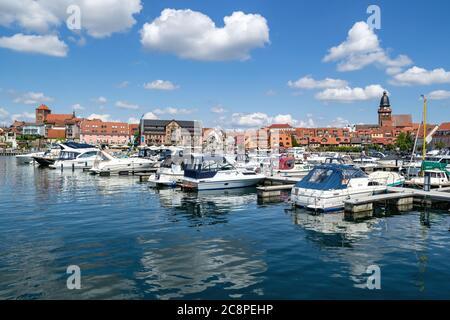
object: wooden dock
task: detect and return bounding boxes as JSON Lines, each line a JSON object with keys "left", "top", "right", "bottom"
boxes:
{"left": 257, "top": 185, "right": 294, "bottom": 198}
{"left": 344, "top": 186, "right": 450, "bottom": 220}
{"left": 0, "top": 151, "right": 24, "bottom": 156}
{"left": 263, "top": 175, "right": 301, "bottom": 186}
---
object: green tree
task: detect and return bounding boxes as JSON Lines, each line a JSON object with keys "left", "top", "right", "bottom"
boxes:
{"left": 395, "top": 132, "right": 414, "bottom": 152}
{"left": 291, "top": 135, "right": 300, "bottom": 147}
{"left": 435, "top": 141, "right": 446, "bottom": 150}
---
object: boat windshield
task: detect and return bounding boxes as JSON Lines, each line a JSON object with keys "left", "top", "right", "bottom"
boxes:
{"left": 59, "top": 151, "right": 80, "bottom": 160}
{"left": 295, "top": 165, "right": 366, "bottom": 190}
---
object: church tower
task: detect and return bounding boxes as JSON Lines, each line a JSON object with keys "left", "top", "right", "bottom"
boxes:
{"left": 378, "top": 91, "right": 392, "bottom": 127}
{"left": 36, "top": 104, "right": 51, "bottom": 124}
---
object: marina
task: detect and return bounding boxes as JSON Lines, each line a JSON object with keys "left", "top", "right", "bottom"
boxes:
{"left": 1, "top": 1, "right": 450, "bottom": 304}
{"left": 2, "top": 150, "right": 450, "bottom": 299}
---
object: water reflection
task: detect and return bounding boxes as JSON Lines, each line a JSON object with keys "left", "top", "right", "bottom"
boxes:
{"left": 2, "top": 157, "right": 450, "bottom": 299}
{"left": 136, "top": 238, "right": 267, "bottom": 299}
{"left": 155, "top": 188, "right": 258, "bottom": 227}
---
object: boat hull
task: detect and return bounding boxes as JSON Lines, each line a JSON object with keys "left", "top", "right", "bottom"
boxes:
{"left": 50, "top": 159, "right": 96, "bottom": 169}
{"left": 33, "top": 156, "right": 56, "bottom": 166}
{"left": 90, "top": 161, "right": 155, "bottom": 174}
{"left": 291, "top": 187, "right": 384, "bottom": 212}
{"left": 182, "top": 177, "right": 263, "bottom": 191}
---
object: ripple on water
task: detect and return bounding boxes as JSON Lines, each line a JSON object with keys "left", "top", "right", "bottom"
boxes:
{"left": 1, "top": 158, "right": 450, "bottom": 299}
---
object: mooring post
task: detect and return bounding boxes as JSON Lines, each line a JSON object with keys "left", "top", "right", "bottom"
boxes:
{"left": 424, "top": 171, "right": 431, "bottom": 192}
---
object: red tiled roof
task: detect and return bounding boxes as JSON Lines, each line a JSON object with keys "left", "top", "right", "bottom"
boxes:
{"left": 438, "top": 122, "right": 450, "bottom": 131}
{"left": 37, "top": 104, "right": 50, "bottom": 111}
{"left": 47, "top": 129, "right": 66, "bottom": 139}
{"left": 45, "top": 114, "right": 75, "bottom": 125}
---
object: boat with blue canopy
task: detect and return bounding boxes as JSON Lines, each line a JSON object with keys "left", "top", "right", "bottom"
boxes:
{"left": 291, "top": 164, "right": 387, "bottom": 212}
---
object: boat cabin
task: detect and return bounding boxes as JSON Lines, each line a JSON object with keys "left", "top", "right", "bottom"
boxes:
{"left": 294, "top": 164, "right": 367, "bottom": 191}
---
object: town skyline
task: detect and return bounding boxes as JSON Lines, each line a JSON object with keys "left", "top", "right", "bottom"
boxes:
{"left": 1, "top": 0, "right": 450, "bottom": 129}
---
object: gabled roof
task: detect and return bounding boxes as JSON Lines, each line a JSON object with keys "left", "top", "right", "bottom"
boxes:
{"left": 45, "top": 114, "right": 75, "bottom": 124}
{"left": 438, "top": 122, "right": 450, "bottom": 131}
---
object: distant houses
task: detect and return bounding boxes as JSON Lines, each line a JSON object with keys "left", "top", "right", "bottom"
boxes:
{"left": 1, "top": 91, "right": 450, "bottom": 150}
{"left": 140, "top": 119, "right": 202, "bottom": 147}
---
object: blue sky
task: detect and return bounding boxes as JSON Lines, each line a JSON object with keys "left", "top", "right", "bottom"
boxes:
{"left": 0, "top": 0, "right": 449, "bottom": 129}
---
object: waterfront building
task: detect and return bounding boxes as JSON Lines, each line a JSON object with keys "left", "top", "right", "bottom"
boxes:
{"left": 0, "top": 128, "right": 18, "bottom": 149}
{"left": 140, "top": 119, "right": 202, "bottom": 147}
{"left": 267, "top": 124, "right": 293, "bottom": 148}
{"left": 35, "top": 104, "right": 82, "bottom": 140}
{"left": 80, "top": 119, "right": 131, "bottom": 145}
{"left": 46, "top": 128, "right": 67, "bottom": 142}
{"left": 22, "top": 123, "right": 46, "bottom": 136}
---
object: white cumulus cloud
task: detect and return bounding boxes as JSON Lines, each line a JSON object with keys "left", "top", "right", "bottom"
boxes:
{"left": 323, "top": 21, "right": 412, "bottom": 72}
{"left": 11, "top": 111, "right": 35, "bottom": 121}
{"left": 87, "top": 113, "right": 112, "bottom": 122}
{"left": 71, "top": 103, "right": 84, "bottom": 111}
{"left": 128, "top": 117, "right": 140, "bottom": 124}
{"left": 0, "top": 0, "right": 143, "bottom": 38}
{"left": 144, "top": 80, "right": 179, "bottom": 91}
{"left": 0, "top": 0, "right": 60, "bottom": 33}
{"left": 315, "top": 85, "right": 386, "bottom": 102}
{"left": 140, "top": 9, "right": 270, "bottom": 61}
{"left": 93, "top": 96, "right": 107, "bottom": 105}
{"left": 153, "top": 107, "right": 196, "bottom": 115}
{"left": 210, "top": 105, "right": 227, "bottom": 113}
{"left": 390, "top": 66, "right": 450, "bottom": 86}
{"left": 13, "top": 91, "right": 53, "bottom": 105}
{"left": 143, "top": 112, "right": 158, "bottom": 120}
{"left": 231, "top": 112, "right": 298, "bottom": 127}
{"left": 0, "top": 33, "right": 68, "bottom": 57}
{"left": 428, "top": 90, "right": 450, "bottom": 100}
{"left": 288, "top": 76, "right": 348, "bottom": 89}
{"left": 329, "top": 117, "right": 351, "bottom": 128}
{"left": 116, "top": 100, "right": 139, "bottom": 110}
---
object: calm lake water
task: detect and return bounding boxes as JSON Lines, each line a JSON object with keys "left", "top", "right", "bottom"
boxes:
{"left": 0, "top": 157, "right": 449, "bottom": 299}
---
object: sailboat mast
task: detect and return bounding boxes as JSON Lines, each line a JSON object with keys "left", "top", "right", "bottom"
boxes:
{"left": 422, "top": 95, "right": 427, "bottom": 160}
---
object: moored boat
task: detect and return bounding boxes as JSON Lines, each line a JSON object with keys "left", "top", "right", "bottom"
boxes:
{"left": 291, "top": 164, "right": 387, "bottom": 212}
{"left": 15, "top": 152, "right": 45, "bottom": 165}
{"left": 182, "top": 156, "right": 265, "bottom": 191}
{"left": 90, "top": 151, "right": 156, "bottom": 174}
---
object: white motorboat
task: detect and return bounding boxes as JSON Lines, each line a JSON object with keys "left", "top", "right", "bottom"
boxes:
{"left": 49, "top": 143, "right": 101, "bottom": 169}
{"left": 90, "top": 151, "right": 156, "bottom": 174}
{"left": 274, "top": 155, "right": 312, "bottom": 177}
{"left": 376, "top": 154, "right": 404, "bottom": 167}
{"left": 291, "top": 164, "right": 387, "bottom": 212}
{"left": 148, "top": 158, "right": 184, "bottom": 188}
{"left": 15, "top": 151, "right": 45, "bottom": 165}
{"left": 407, "top": 169, "right": 450, "bottom": 187}
{"left": 368, "top": 171, "right": 405, "bottom": 187}
{"left": 182, "top": 156, "right": 265, "bottom": 191}
{"left": 352, "top": 155, "right": 379, "bottom": 169}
